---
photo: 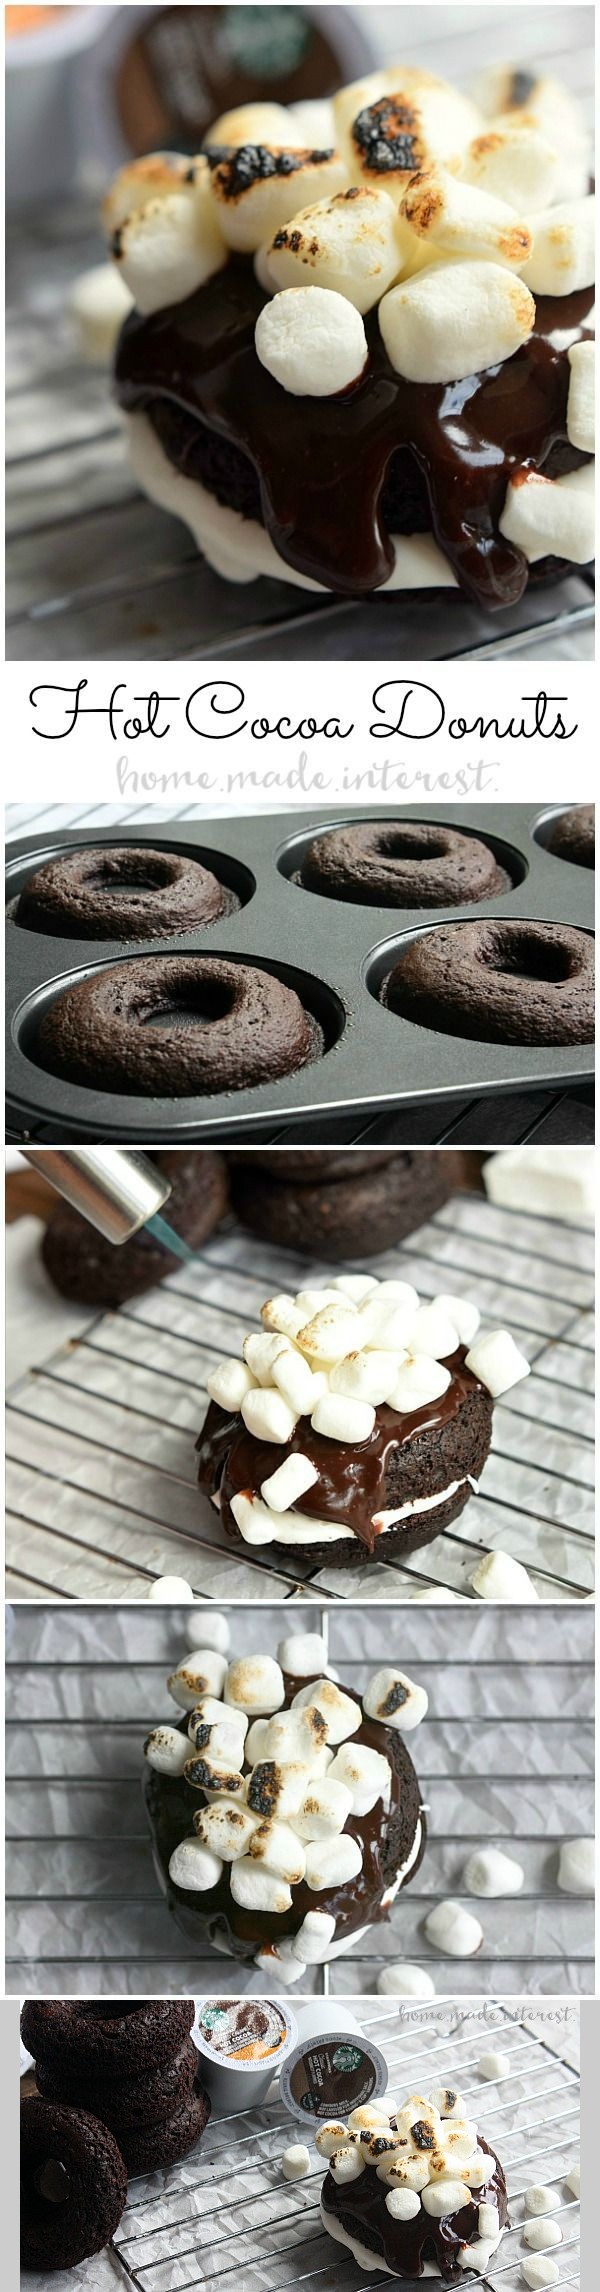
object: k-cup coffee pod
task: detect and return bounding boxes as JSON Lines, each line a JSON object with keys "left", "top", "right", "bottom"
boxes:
{"left": 280, "top": 2020, "right": 388, "bottom": 2125}
{"left": 194, "top": 1998, "right": 297, "bottom": 2112}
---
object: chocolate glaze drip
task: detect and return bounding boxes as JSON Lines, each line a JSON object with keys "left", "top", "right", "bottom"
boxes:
{"left": 115, "top": 260, "right": 593, "bottom": 604}
{"left": 197, "top": 1345, "right": 480, "bottom": 1553}
{"left": 322, "top": 2132, "right": 508, "bottom": 2282}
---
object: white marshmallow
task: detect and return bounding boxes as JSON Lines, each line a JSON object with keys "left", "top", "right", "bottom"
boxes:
{"left": 311, "top": 1393, "right": 376, "bottom": 1444}
{"left": 422, "top": 2180, "right": 472, "bottom": 2218}
{"left": 499, "top": 462, "right": 595, "bottom": 566}
{"left": 458, "top": 2241, "right": 497, "bottom": 2275}
{"left": 471, "top": 1548, "right": 539, "bottom": 1602}
{"left": 429, "top": 2088, "right": 468, "bottom": 2120}
{"left": 244, "top": 1718, "right": 269, "bottom": 1765}
{"left": 207, "top": 145, "right": 347, "bottom": 252}
{"left": 328, "top": 1742, "right": 391, "bottom": 1817}
{"left": 332, "top": 1274, "right": 378, "bottom": 1301}
{"left": 334, "top": 68, "right": 480, "bottom": 194}
{"left": 289, "top": 99, "right": 336, "bottom": 148}
{"left": 168, "top": 1837, "right": 223, "bottom": 1892}
{"left": 102, "top": 152, "right": 190, "bottom": 236}
{"left": 114, "top": 172, "right": 227, "bottom": 315}
{"left": 292, "top": 1779, "right": 354, "bottom": 1838}
{"left": 363, "top": 1667, "right": 429, "bottom": 1732}
{"left": 462, "top": 2153, "right": 489, "bottom": 2188}
{"left": 330, "top": 1349, "right": 400, "bottom": 1405}
{"left": 567, "top": 339, "right": 595, "bottom": 453}
{"left": 557, "top": 1836, "right": 595, "bottom": 1895}
{"left": 348, "top": 2105, "right": 390, "bottom": 2133}
{"left": 188, "top": 1697, "right": 247, "bottom": 1743}
{"left": 207, "top": 1357, "right": 256, "bottom": 1410}
{"left": 466, "top": 1328, "right": 531, "bottom": 1397}
{"left": 268, "top": 186, "right": 404, "bottom": 315}
{"left": 167, "top": 1649, "right": 228, "bottom": 1708}
{"left": 69, "top": 262, "right": 133, "bottom": 364}
{"left": 521, "top": 2261, "right": 560, "bottom": 2289}
{"left": 566, "top": 2165, "right": 580, "bottom": 2198}
{"left": 400, "top": 166, "right": 532, "bottom": 271}
{"left": 261, "top": 1453, "right": 318, "bottom": 1512}
{"left": 241, "top": 1386, "right": 298, "bottom": 1444}
{"left": 243, "top": 1330, "right": 292, "bottom": 1384}
{"left": 274, "top": 1351, "right": 326, "bottom": 1418}
{"left": 386, "top": 2187, "right": 422, "bottom": 2220}
{"left": 478, "top": 2203, "right": 499, "bottom": 2239}
{"left": 524, "top": 2221, "right": 563, "bottom": 2251}
{"left": 247, "top": 1760, "right": 313, "bottom": 1823}
{"left": 462, "top": 1846, "right": 524, "bottom": 1897}
{"left": 291, "top": 1909, "right": 337, "bottom": 1962}
{"left": 262, "top": 1708, "right": 331, "bottom": 1775}
{"left": 388, "top": 1355, "right": 451, "bottom": 1412}
{"left": 292, "top": 1678, "right": 361, "bottom": 1743}
{"left": 523, "top": 197, "right": 594, "bottom": 296}
{"left": 298, "top": 1304, "right": 363, "bottom": 1363}
{"left": 316, "top": 2121, "right": 357, "bottom": 2157}
{"left": 378, "top": 2155, "right": 431, "bottom": 2193}
{"left": 194, "top": 1802, "right": 258, "bottom": 1860}
{"left": 185, "top": 1611, "right": 230, "bottom": 1653}
{"left": 229, "top": 1857, "right": 292, "bottom": 1914}
{"left": 248, "top": 1818, "right": 306, "bottom": 1885}
{"left": 146, "top": 1576, "right": 194, "bottom": 1603}
{"left": 282, "top": 2144, "right": 311, "bottom": 2181}
{"left": 143, "top": 1725, "right": 191, "bottom": 1776}
{"left": 194, "top": 1717, "right": 248, "bottom": 1767}
{"left": 256, "top": 285, "right": 368, "bottom": 396}
{"left": 261, "top": 1294, "right": 306, "bottom": 1339}
{"left": 379, "top": 260, "right": 535, "bottom": 385}
{"left": 432, "top": 1294, "right": 481, "bottom": 1347}
{"left": 208, "top": 103, "right": 297, "bottom": 146}
{"left": 377, "top": 1963, "right": 436, "bottom": 1997}
{"left": 224, "top": 1656, "right": 285, "bottom": 1714}
{"left": 477, "top": 2051, "right": 511, "bottom": 2080}
{"left": 304, "top": 1831, "right": 364, "bottom": 1891}
{"left": 424, "top": 1900, "right": 483, "bottom": 1957}
{"left": 330, "top": 2146, "right": 366, "bottom": 2185}
{"left": 277, "top": 1631, "right": 328, "bottom": 1676}
{"left": 461, "top": 123, "right": 560, "bottom": 213}
{"left": 524, "top": 2188, "right": 562, "bottom": 2217}
{"left": 295, "top": 1287, "right": 353, "bottom": 1316}
{"left": 357, "top": 1292, "right": 418, "bottom": 1350}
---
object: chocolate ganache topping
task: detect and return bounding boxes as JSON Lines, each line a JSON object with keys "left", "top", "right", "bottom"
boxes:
{"left": 321, "top": 2125, "right": 508, "bottom": 2281}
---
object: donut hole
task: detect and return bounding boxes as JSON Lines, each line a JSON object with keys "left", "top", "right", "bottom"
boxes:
{"left": 486, "top": 928, "right": 574, "bottom": 984}
{"left": 277, "top": 817, "right": 524, "bottom": 909}
{"left": 33, "top": 2161, "right": 72, "bottom": 2205}
{"left": 374, "top": 828, "right": 449, "bottom": 863}
{"left": 84, "top": 852, "right": 176, "bottom": 896}
{"left": 141, "top": 975, "right": 237, "bottom": 1030}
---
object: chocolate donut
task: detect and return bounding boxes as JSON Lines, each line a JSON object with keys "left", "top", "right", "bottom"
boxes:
{"left": 546, "top": 805, "right": 595, "bottom": 869}
{"left": 231, "top": 1150, "right": 394, "bottom": 1180}
{"left": 21, "top": 2000, "right": 195, "bottom": 2081}
{"left": 41, "top": 1149, "right": 228, "bottom": 1306}
{"left": 233, "top": 1150, "right": 451, "bottom": 1260}
{"left": 297, "top": 821, "right": 512, "bottom": 907}
{"left": 37, "top": 955, "right": 323, "bottom": 1096}
{"left": 35, "top": 2037, "right": 199, "bottom": 2133}
{"left": 382, "top": 919, "right": 594, "bottom": 1045}
{"left": 20, "top": 2098, "right": 127, "bottom": 2271}
{"left": 14, "top": 844, "right": 233, "bottom": 939}
{"left": 321, "top": 2119, "right": 508, "bottom": 2282}
{"left": 116, "top": 2076, "right": 211, "bottom": 2176}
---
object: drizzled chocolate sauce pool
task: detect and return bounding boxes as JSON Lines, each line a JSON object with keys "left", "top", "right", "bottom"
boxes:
{"left": 322, "top": 2131, "right": 508, "bottom": 2282}
{"left": 115, "top": 259, "right": 593, "bottom": 604}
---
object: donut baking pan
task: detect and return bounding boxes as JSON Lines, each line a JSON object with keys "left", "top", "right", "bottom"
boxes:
{"left": 5, "top": 806, "right": 594, "bottom": 1142}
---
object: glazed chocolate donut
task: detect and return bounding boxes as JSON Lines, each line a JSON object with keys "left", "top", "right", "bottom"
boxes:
{"left": 296, "top": 821, "right": 512, "bottom": 907}
{"left": 41, "top": 1149, "right": 228, "bottom": 1306}
{"left": 233, "top": 1149, "right": 451, "bottom": 1260}
{"left": 37, "top": 955, "right": 323, "bottom": 1097}
{"left": 21, "top": 2000, "right": 195, "bottom": 2081}
{"left": 382, "top": 919, "right": 594, "bottom": 1046}
{"left": 35, "top": 2037, "right": 199, "bottom": 2133}
{"left": 115, "top": 2075, "right": 211, "bottom": 2177}
{"left": 15, "top": 844, "right": 232, "bottom": 939}
{"left": 20, "top": 2098, "right": 127, "bottom": 2271}
{"left": 546, "top": 805, "right": 595, "bottom": 869}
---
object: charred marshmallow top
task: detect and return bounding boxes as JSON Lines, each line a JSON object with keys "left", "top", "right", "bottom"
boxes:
{"left": 318, "top": 2085, "right": 506, "bottom": 2278}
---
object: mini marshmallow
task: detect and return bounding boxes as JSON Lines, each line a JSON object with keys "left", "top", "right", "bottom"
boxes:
{"left": 457, "top": 2242, "right": 496, "bottom": 2275}
{"left": 247, "top": 1759, "right": 312, "bottom": 1822}
{"left": 523, "top": 197, "right": 594, "bottom": 296}
{"left": 461, "top": 123, "right": 560, "bottom": 212}
{"left": 521, "top": 2261, "right": 560, "bottom": 2289}
{"left": 261, "top": 1707, "right": 331, "bottom": 1774}
{"left": 424, "top": 1900, "right": 483, "bottom": 1957}
{"left": 499, "top": 462, "right": 595, "bottom": 566}
{"left": 188, "top": 1698, "right": 247, "bottom": 1744}
{"left": 261, "top": 1294, "right": 306, "bottom": 1339}
{"left": 277, "top": 1631, "right": 328, "bottom": 1675}
{"left": 113, "top": 172, "right": 227, "bottom": 314}
{"left": 256, "top": 285, "right": 368, "bottom": 396}
{"left": 400, "top": 166, "right": 532, "bottom": 271}
{"left": 377, "top": 1964, "right": 436, "bottom": 1997}
{"left": 272, "top": 1351, "right": 325, "bottom": 1415}
{"left": 465, "top": 1329, "right": 531, "bottom": 1396}
{"left": 432, "top": 1295, "right": 481, "bottom": 1347}
{"left": 293, "top": 1778, "right": 354, "bottom": 1838}
{"left": 524, "top": 2221, "right": 563, "bottom": 2252}
{"left": 478, "top": 2203, "right": 499, "bottom": 2240}
{"left": 268, "top": 185, "right": 404, "bottom": 315}
{"left": 357, "top": 1292, "right": 418, "bottom": 1350}
{"left": 167, "top": 1649, "right": 228, "bottom": 1708}
{"left": 462, "top": 1847, "right": 524, "bottom": 1897}
{"left": 229, "top": 1858, "right": 292, "bottom": 1914}
{"left": 379, "top": 260, "right": 535, "bottom": 385}
{"left": 557, "top": 1836, "right": 595, "bottom": 1895}
{"left": 185, "top": 1611, "right": 230, "bottom": 1653}
{"left": 304, "top": 1831, "right": 363, "bottom": 1892}
{"left": 241, "top": 1386, "right": 298, "bottom": 1445}
{"left": 295, "top": 1287, "right": 353, "bottom": 1316}
{"left": 363, "top": 1667, "right": 428, "bottom": 1733}
{"left": 193, "top": 1718, "right": 248, "bottom": 1767}
{"left": 462, "top": 2153, "right": 489, "bottom": 2188}
{"left": 292, "top": 1678, "right": 361, "bottom": 1743}
{"left": 282, "top": 2144, "right": 311, "bottom": 2181}
{"left": 248, "top": 1818, "right": 306, "bottom": 1885}
{"left": 330, "top": 1349, "right": 400, "bottom": 1405}
{"left": 430, "top": 2122, "right": 479, "bottom": 2169}
{"left": 334, "top": 68, "right": 480, "bottom": 194}
{"left": 298, "top": 1304, "right": 363, "bottom": 1363}
{"left": 102, "top": 151, "right": 190, "bottom": 235}
{"left": 244, "top": 1718, "right": 270, "bottom": 1765}
{"left": 224, "top": 1656, "right": 285, "bottom": 1714}
{"left": 386, "top": 2187, "right": 422, "bottom": 2220}
{"left": 146, "top": 1576, "right": 194, "bottom": 1603}
{"left": 194, "top": 1802, "right": 258, "bottom": 1860}
{"left": 168, "top": 1837, "right": 223, "bottom": 1892}
{"left": 316, "top": 2121, "right": 357, "bottom": 2156}
{"left": 388, "top": 1355, "right": 451, "bottom": 1412}
{"left": 567, "top": 339, "right": 595, "bottom": 453}
{"left": 261, "top": 1454, "right": 319, "bottom": 1514}
{"left": 422, "top": 2180, "right": 472, "bottom": 2218}
{"left": 209, "top": 102, "right": 296, "bottom": 146}
{"left": 207, "top": 145, "right": 347, "bottom": 252}
{"left": 332, "top": 1274, "right": 378, "bottom": 1301}
{"left": 311, "top": 1393, "right": 376, "bottom": 1443}
{"left": 429, "top": 2088, "right": 468, "bottom": 2119}
{"left": 69, "top": 262, "right": 134, "bottom": 363}
{"left": 328, "top": 1742, "right": 392, "bottom": 1818}
{"left": 565, "top": 2165, "right": 580, "bottom": 2198}
{"left": 184, "top": 1753, "right": 245, "bottom": 1797}
{"left": 471, "top": 1548, "right": 539, "bottom": 1602}
{"left": 290, "top": 1909, "right": 337, "bottom": 1962}
{"left": 144, "top": 1725, "right": 191, "bottom": 1776}
{"left": 330, "top": 2145, "right": 366, "bottom": 2184}
{"left": 524, "top": 2188, "right": 562, "bottom": 2217}
{"left": 378, "top": 2155, "right": 431, "bottom": 2193}
{"left": 243, "top": 1330, "right": 292, "bottom": 1383}
{"left": 360, "top": 2130, "right": 406, "bottom": 2166}
{"left": 207, "top": 1357, "right": 257, "bottom": 1410}
{"left": 477, "top": 2051, "right": 511, "bottom": 2080}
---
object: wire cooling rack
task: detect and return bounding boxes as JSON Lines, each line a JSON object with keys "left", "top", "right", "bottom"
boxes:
{"left": 5, "top": 8, "right": 594, "bottom": 664}
{"left": 6, "top": 1187, "right": 594, "bottom": 1602}
{"left": 5, "top": 1602, "right": 594, "bottom": 1995}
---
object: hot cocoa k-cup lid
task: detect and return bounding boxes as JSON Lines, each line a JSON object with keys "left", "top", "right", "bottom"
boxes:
{"left": 195, "top": 1997, "right": 297, "bottom": 2073}
{"left": 280, "top": 2029, "right": 389, "bottom": 2125}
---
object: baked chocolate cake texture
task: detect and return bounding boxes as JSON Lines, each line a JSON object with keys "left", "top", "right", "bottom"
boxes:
{"left": 21, "top": 2001, "right": 210, "bottom": 2187}
{"left": 197, "top": 1274, "right": 530, "bottom": 1568}
{"left": 143, "top": 1626, "right": 427, "bottom": 1982}
{"left": 104, "top": 62, "right": 594, "bottom": 607}
{"left": 318, "top": 2086, "right": 508, "bottom": 2280}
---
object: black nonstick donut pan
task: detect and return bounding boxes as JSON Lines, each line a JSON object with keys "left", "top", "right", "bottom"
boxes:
{"left": 5, "top": 805, "right": 594, "bottom": 1142}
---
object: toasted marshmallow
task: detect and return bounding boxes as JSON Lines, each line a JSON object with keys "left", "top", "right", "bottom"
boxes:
{"left": 423, "top": 2179, "right": 472, "bottom": 2218}
{"left": 334, "top": 68, "right": 480, "bottom": 192}
{"left": 191, "top": 1717, "right": 248, "bottom": 1768}
{"left": 291, "top": 1908, "right": 337, "bottom": 1962}
{"left": 330, "top": 2145, "right": 366, "bottom": 2184}
{"left": 293, "top": 1778, "right": 354, "bottom": 1839}
{"left": 113, "top": 170, "right": 227, "bottom": 315}
{"left": 297, "top": 1304, "right": 362, "bottom": 1362}
{"left": 256, "top": 285, "right": 368, "bottom": 395}
{"left": 277, "top": 1630, "right": 328, "bottom": 1676}
{"left": 224, "top": 1656, "right": 285, "bottom": 1714}
{"left": 193, "top": 1802, "right": 258, "bottom": 1860}
{"left": 69, "top": 262, "right": 134, "bottom": 363}
{"left": 244, "top": 1718, "right": 270, "bottom": 1765}
{"left": 102, "top": 151, "right": 190, "bottom": 237}
{"left": 316, "top": 2121, "right": 357, "bottom": 2157}
{"left": 429, "top": 2088, "right": 468, "bottom": 2119}
{"left": 400, "top": 166, "right": 532, "bottom": 270}
{"left": 262, "top": 1707, "right": 331, "bottom": 1776}
{"left": 167, "top": 1649, "right": 228, "bottom": 1708}
{"left": 304, "top": 1830, "right": 363, "bottom": 1891}
{"left": 473, "top": 67, "right": 584, "bottom": 157}
{"left": 377, "top": 1963, "right": 436, "bottom": 1997}
{"left": 525, "top": 2188, "right": 562, "bottom": 2217}
{"left": 380, "top": 259, "right": 535, "bottom": 385}
{"left": 248, "top": 1818, "right": 306, "bottom": 1885}
{"left": 282, "top": 2143, "right": 311, "bottom": 2180}
{"left": 243, "top": 1330, "right": 292, "bottom": 1384}
{"left": 432, "top": 1293, "right": 480, "bottom": 1347}
{"left": 461, "top": 123, "right": 560, "bottom": 212}
{"left": 465, "top": 1329, "right": 530, "bottom": 1396}
{"left": 471, "top": 1548, "right": 539, "bottom": 1602}
{"left": 378, "top": 2155, "right": 431, "bottom": 2193}
{"left": 463, "top": 1846, "right": 524, "bottom": 1897}
{"left": 524, "top": 2221, "right": 563, "bottom": 2252}
{"left": 241, "top": 1386, "right": 298, "bottom": 1444}
{"left": 311, "top": 1393, "right": 376, "bottom": 1444}
{"left": 557, "top": 1836, "right": 595, "bottom": 1895}
{"left": 247, "top": 1759, "right": 312, "bottom": 1822}
{"left": 143, "top": 1724, "right": 191, "bottom": 1777}
{"left": 292, "top": 1678, "right": 361, "bottom": 1743}
{"left": 386, "top": 2187, "right": 422, "bottom": 2220}
{"left": 435, "top": 2122, "right": 479, "bottom": 2167}
{"left": 188, "top": 1697, "right": 247, "bottom": 1745}
{"left": 261, "top": 1294, "right": 307, "bottom": 1339}
{"left": 184, "top": 1752, "right": 245, "bottom": 1797}
{"left": 521, "top": 2261, "right": 560, "bottom": 2289}
{"left": 328, "top": 1742, "right": 391, "bottom": 1817}
{"left": 206, "top": 1357, "right": 257, "bottom": 1410}
{"left": 424, "top": 1899, "right": 483, "bottom": 1956}
{"left": 499, "top": 462, "right": 595, "bottom": 565}
{"left": 208, "top": 103, "right": 297, "bottom": 146}
{"left": 268, "top": 185, "right": 404, "bottom": 315}
{"left": 363, "top": 1667, "right": 428, "bottom": 1733}
{"left": 206, "top": 143, "right": 346, "bottom": 252}
{"left": 523, "top": 196, "right": 595, "bottom": 296}
{"left": 388, "top": 1355, "right": 451, "bottom": 1413}
{"left": 229, "top": 1857, "right": 292, "bottom": 1913}
{"left": 329, "top": 1348, "right": 400, "bottom": 1405}
{"left": 462, "top": 2152, "right": 489, "bottom": 2187}
{"left": 567, "top": 339, "right": 595, "bottom": 453}
{"left": 168, "top": 1837, "right": 223, "bottom": 1891}
{"left": 477, "top": 2051, "right": 511, "bottom": 2080}
{"left": 348, "top": 2105, "right": 390, "bottom": 2133}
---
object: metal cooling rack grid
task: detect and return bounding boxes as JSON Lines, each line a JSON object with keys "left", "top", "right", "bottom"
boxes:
{"left": 107, "top": 2004, "right": 580, "bottom": 2292}
{"left": 6, "top": 1187, "right": 594, "bottom": 1603}
{"left": 5, "top": 1602, "right": 593, "bottom": 1995}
